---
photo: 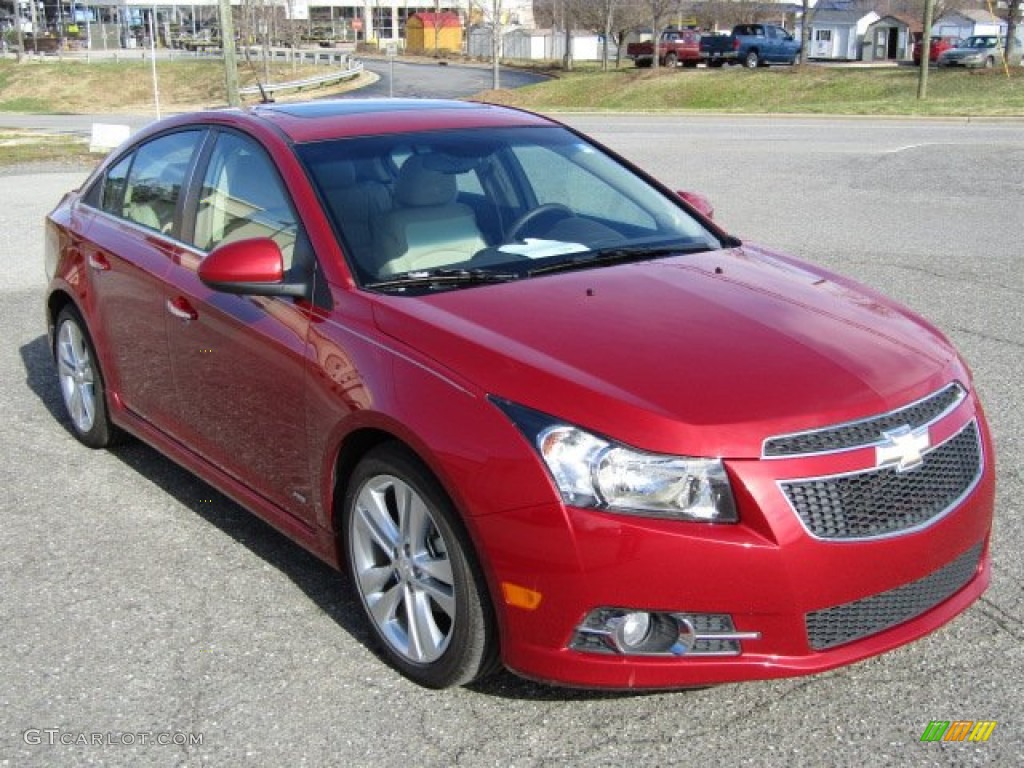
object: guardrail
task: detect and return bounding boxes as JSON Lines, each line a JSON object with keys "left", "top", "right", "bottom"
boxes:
{"left": 238, "top": 59, "right": 364, "bottom": 97}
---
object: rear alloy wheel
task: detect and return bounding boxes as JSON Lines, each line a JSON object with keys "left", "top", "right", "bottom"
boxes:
{"left": 344, "top": 444, "right": 498, "bottom": 688}
{"left": 745, "top": 50, "right": 761, "bottom": 69}
{"left": 55, "top": 306, "right": 122, "bottom": 448}
{"left": 664, "top": 52, "right": 678, "bottom": 68}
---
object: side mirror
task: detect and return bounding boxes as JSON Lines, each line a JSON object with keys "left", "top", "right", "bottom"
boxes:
{"left": 677, "top": 190, "right": 715, "bottom": 220}
{"left": 198, "top": 237, "right": 309, "bottom": 298}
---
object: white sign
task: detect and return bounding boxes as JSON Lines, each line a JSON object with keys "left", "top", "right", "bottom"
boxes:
{"left": 89, "top": 123, "right": 131, "bottom": 154}
{"left": 287, "top": 0, "right": 309, "bottom": 21}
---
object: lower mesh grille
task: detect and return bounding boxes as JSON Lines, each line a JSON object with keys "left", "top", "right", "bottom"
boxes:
{"left": 805, "top": 543, "right": 983, "bottom": 651}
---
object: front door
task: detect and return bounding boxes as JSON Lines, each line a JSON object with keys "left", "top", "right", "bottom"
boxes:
{"left": 163, "top": 130, "right": 314, "bottom": 522}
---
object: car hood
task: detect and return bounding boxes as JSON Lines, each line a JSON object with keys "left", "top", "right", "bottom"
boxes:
{"left": 371, "top": 246, "right": 963, "bottom": 458}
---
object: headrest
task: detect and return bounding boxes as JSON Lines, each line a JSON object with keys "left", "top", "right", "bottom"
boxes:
{"left": 395, "top": 156, "right": 457, "bottom": 208}
{"left": 356, "top": 156, "right": 391, "bottom": 183}
{"left": 318, "top": 160, "right": 357, "bottom": 190}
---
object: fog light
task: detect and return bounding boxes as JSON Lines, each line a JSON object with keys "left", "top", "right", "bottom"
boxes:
{"left": 570, "top": 607, "right": 762, "bottom": 657}
{"left": 615, "top": 612, "right": 652, "bottom": 650}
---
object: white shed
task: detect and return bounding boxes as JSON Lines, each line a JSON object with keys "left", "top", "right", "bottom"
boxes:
{"left": 932, "top": 10, "right": 1006, "bottom": 40}
{"left": 862, "top": 15, "right": 918, "bottom": 62}
{"left": 501, "top": 28, "right": 610, "bottom": 61}
{"left": 801, "top": 9, "right": 880, "bottom": 60}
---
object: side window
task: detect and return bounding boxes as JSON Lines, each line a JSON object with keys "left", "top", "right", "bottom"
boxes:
{"left": 121, "top": 131, "right": 201, "bottom": 234}
{"left": 193, "top": 133, "right": 299, "bottom": 269}
{"left": 99, "top": 155, "right": 131, "bottom": 216}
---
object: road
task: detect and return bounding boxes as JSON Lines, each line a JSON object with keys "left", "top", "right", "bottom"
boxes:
{"left": 1, "top": 116, "right": 1021, "bottom": 767}
{"left": 354, "top": 57, "right": 547, "bottom": 98}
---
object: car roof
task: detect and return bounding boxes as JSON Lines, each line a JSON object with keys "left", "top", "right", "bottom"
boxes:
{"left": 244, "top": 98, "right": 556, "bottom": 143}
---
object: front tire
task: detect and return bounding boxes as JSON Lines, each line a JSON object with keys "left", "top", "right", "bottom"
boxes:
{"left": 343, "top": 444, "right": 498, "bottom": 688}
{"left": 55, "top": 306, "right": 123, "bottom": 448}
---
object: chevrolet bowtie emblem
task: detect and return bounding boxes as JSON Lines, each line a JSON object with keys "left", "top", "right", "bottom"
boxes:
{"left": 876, "top": 425, "right": 930, "bottom": 472}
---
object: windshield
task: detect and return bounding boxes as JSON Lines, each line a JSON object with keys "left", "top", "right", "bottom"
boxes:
{"left": 297, "top": 126, "right": 724, "bottom": 290}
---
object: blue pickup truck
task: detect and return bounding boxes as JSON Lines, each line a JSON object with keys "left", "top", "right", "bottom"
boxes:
{"left": 699, "top": 24, "right": 801, "bottom": 68}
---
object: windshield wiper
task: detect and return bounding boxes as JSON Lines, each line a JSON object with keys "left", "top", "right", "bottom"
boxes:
{"left": 527, "top": 242, "right": 714, "bottom": 277}
{"left": 365, "top": 268, "right": 520, "bottom": 291}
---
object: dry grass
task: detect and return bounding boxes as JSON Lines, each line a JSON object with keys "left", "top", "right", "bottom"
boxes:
{"left": 0, "top": 129, "right": 94, "bottom": 166}
{"left": 0, "top": 58, "right": 366, "bottom": 113}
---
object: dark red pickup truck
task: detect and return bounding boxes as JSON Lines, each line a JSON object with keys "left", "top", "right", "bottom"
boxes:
{"left": 627, "top": 28, "right": 702, "bottom": 68}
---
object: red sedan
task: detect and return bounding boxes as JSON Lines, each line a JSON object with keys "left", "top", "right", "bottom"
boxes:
{"left": 913, "top": 35, "right": 961, "bottom": 64}
{"left": 45, "top": 100, "right": 993, "bottom": 689}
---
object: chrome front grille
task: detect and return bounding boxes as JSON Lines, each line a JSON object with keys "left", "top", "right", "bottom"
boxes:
{"left": 780, "top": 420, "right": 982, "bottom": 541}
{"left": 805, "top": 543, "right": 983, "bottom": 650}
{"left": 763, "top": 383, "right": 965, "bottom": 457}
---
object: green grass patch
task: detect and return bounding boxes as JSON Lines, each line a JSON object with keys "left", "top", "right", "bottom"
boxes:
{"left": 0, "top": 130, "right": 94, "bottom": 166}
{"left": 482, "top": 65, "right": 1024, "bottom": 116}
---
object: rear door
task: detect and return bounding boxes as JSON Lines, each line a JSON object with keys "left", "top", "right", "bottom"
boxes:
{"left": 76, "top": 130, "right": 205, "bottom": 426}
{"left": 162, "top": 129, "right": 315, "bottom": 522}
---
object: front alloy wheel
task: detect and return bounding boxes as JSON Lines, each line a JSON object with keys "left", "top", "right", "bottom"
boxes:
{"left": 344, "top": 444, "right": 497, "bottom": 688}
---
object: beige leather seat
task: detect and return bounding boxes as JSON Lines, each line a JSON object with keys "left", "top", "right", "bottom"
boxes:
{"left": 319, "top": 159, "right": 392, "bottom": 274}
{"left": 375, "top": 156, "right": 487, "bottom": 277}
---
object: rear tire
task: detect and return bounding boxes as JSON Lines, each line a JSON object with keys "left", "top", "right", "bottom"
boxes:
{"left": 744, "top": 50, "right": 761, "bottom": 69}
{"left": 55, "top": 306, "right": 123, "bottom": 449}
{"left": 984, "top": 56, "right": 994, "bottom": 69}
{"left": 343, "top": 444, "right": 499, "bottom": 688}
{"left": 664, "top": 52, "right": 678, "bottom": 68}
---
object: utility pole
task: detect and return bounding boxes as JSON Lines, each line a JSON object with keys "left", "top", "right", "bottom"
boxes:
{"left": 491, "top": 0, "right": 500, "bottom": 90}
{"left": 218, "top": 0, "right": 241, "bottom": 107}
{"left": 917, "top": 0, "right": 935, "bottom": 100}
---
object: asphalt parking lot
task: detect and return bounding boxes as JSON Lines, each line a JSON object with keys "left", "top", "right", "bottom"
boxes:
{"left": 1, "top": 115, "right": 1021, "bottom": 767}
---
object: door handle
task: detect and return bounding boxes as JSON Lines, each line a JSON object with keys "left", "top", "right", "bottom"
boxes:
{"left": 87, "top": 252, "right": 111, "bottom": 271}
{"left": 166, "top": 296, "right": 198, "bottom": 322}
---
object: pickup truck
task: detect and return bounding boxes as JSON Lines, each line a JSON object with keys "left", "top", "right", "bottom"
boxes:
{"left": 627, "top": 28, "right": 703, "bottom": 68}
{"left": 700, "top": 24, "right": 801, "bottom": 68}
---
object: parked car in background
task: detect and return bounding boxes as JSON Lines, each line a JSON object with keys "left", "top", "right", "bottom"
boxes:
{"left": 912, "top": 35, "right": 961, "bottom": 65}
{"left": 937, "top": 35, "right": 1022, "bottom": 68}
{"left": 626, "top": 27, "right": 703, "bottom": 68}
{"left": 699, "top": 23, "right": 801, "bottom": 68}
{"left": 45, "top": 99, "right": 994, "bottom": 690}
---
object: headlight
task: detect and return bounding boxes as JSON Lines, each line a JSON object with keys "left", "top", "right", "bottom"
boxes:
{"left": 492, "top": 398, "right": 738, "bottom": 523}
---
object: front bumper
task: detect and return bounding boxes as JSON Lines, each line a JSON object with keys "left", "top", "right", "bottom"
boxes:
{"left": 477, "top": 392, "right": 994, "bottom": 689}
{"left": 938, "top": 56, "right": 986, "bottom": 68}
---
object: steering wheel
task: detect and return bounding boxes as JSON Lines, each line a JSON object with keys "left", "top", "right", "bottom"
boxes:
{"left": 507, "top": 203, "right": 574, "bottom": 241}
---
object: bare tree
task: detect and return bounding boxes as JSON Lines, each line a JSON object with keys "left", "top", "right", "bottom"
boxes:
{"left": 1006, "top": 0, "right": 1021, "bottom": 63}
{"left": 800, "top": 0, "right": 812, "bottom": 64}
{"left": 571, "top": 0, "right": 620, "bottom": 71}
{"left": 472, "top": 0, "right": 504, "bottom": 89}
{"left": 644, "top": 0, "right": 679, "bottom": 71}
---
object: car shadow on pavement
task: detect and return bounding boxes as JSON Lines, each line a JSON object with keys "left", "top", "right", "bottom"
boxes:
{"left": 20, "top": 333, "right": 676, "bottom": 701}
